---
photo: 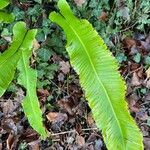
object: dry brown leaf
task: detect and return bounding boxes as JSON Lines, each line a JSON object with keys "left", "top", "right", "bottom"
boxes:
{"left": 1, "top": 99, "right": 15, "bottom": 114}
{"left": 57, "top": 99, "right": 74, "bottom": 115}
{"left": 46, "top": 112, "right": 68, "bottom": 123}
{"left": 140, "top": 35, "right": 150, "bottom": 51}
{"left": 87, "top": 113, "right": 96, "bottom": 128}
{"left": 76, "top": 135, "right": 85, "bottom": 146}
{"left": 59, "top": 61, "right": 70, "bottom": 74}
{"left": 6, "top": 134, "right": 18, "bottom": 150}
{"left": 28, "top": 140, "right": 40, "bottom": 150}
{"left": 74, "top": 0, "right": 86, "bottom": 6}
{"left": 37, "top": 89, "right": 50, "bottom": 103}
{"left": 98, "top": 11, "right": 108, "bottom": 21}
{"left": 146, "top": 67, "right": 150, "bottom": 79}
{"left": 32, "top": 39, "right": 40, "bottom": 51}
{"left": 131, "top": 72, "right": 141, "bottom": 86}
{"left": 144, "top": 137, "right": 150, "bottom": 150}
{"left": 123, "top": 38, "right": 136, "bottom": 49}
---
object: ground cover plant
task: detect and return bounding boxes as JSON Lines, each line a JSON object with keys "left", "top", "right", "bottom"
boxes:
{"left": 0, "top": 0, "right": 150, "bottom": 149}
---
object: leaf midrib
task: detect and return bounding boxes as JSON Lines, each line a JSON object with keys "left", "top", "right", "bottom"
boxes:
{"left": 67, "top": 22, "right": 125, "bottom": 148}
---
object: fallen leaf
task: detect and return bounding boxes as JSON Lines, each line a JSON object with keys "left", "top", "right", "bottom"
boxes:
{"left": 32, "top": 39, "right": 40, "bottom": 51}
{"left": 131, "top": 72, "right": 141, "bottom": 86}
{"left": 123, "top": 38, "right": 136, "bottom": 49}
{"left": 144, "top": 138, "right": 150, "bottom": 150}
{"left": 57, "top": 99, "right": 74, "bottom": 115}
{"left": 59, "top": 61, "right": 70, "bottom": 74}
{"left": 46, "top": 112, "right": 68, "bottom": 123}
{"left": 1, "top": 99, "right": 15, "bottom": 114}
{"left": 87, "top": 113, "right": 96, "bottom": 128}
{"left": 28, "top": 140, "right": 40, "bottom": 150}
{"left": 6, "top": 134, "right": 18, "bottom": 150}
{"left": 140, "top": 35, "right": 150, "bottom": 51}
{"left": 76, "top": 135, "right": 85, "bottom": 146}
{"left": 74, "top": 0, "right": 86, "bottom": 6}
{"left": 146, "top": 67, "right": 150, "bottom": 79}
{"left": 37, "top": 89, "right": 50, "bottom": 103}
{"left": 136, "top": 109, "right": 148, "bottom": 121}
{"left": 98, "top": 11, "right": 108, "bottom": 21}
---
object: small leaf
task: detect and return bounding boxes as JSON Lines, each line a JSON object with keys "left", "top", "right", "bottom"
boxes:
{"left": 37, "top": 48, "right": 52, "bottom": 62}
{"left": 133, "top": 53, "right": 141, "bottom": 63}
{"left": 0, "top": 12, "right": 15, "bottom": 23}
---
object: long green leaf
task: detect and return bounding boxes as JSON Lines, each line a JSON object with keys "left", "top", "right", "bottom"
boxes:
{"left": 49, "top": 0, "right": 143, "bottom": 149}
{"left": 17, "top": 30, "right": 47, "bottom": 139}
{"left": 0, "top": 22, "right": 29, "bottom": 96}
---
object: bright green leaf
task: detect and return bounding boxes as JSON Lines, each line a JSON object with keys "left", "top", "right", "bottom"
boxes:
{"left": 0, "top": 22, "right": 29, "bottom": 97}
{"left": 0, "top": 0, "right": 9, "bottom": 9}
{"left": 49, "top": 0, "right": 143, "bottom": 149}
{"left": 17, "top": 29, "right": 48, "bottom": 139}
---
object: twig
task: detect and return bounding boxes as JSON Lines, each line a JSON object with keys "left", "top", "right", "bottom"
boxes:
{"left": 50, "top": 127, "right": 98, "bottom": 136}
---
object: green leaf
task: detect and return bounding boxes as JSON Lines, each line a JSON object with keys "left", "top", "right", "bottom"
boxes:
{"left": 0, "top": 0, "right": 9, "bottom": 9}
{"left": 133, "top": 53, "right": 141, "bottom": 63}
{"left": 0, "top": 12, "right": 15, "bottom": 23}
{"left": 0, "top": 0, "right": 15, "bottom": 23}
{"left": 49, "top": 0, "right": 143, "bottom": 149}
{"left": 0, "top": 22, "right": 29, "bottom": 97}
{"left": 37, "top": 48, "right": 52, "bottom": 62}
{"left": 145, "top": 56, "right": 150, "bottom": 65}
{"left": 17, "top": 29, "right": 47, "bottom": 139}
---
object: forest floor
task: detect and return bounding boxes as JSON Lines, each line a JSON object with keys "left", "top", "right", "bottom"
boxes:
{"left": 0, "top": 0, "right": 150, "bottom": 150}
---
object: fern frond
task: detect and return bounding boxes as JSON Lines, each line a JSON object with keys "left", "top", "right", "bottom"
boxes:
{"left": 0, "top": 0, "right": 14, "bottom": 23}
{"left": 0, "top": 0, "right": 9, "bottom": 9}
{"left": 17, "top": 30, "right": 48, "bottom": 139}
{"left": 49, "top": 0, "right": 143, "bottom": 149}
{"left": 0, "top": 22, "right": 29, "bottom": 96}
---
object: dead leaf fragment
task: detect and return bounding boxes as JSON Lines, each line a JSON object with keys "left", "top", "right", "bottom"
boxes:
{"left": 6, "top": 134, "right": 18, "bottom": 150}
{"left": 140, "top": 35, "right": 150, "bottom": 51}
{"left": 59, "top": 61, "right": 70, "bottom": 74}
{"left": 98, "top": 11, "right": 108, "bottom": 21}
{"left": 1, "top": 99, "right": 15, "bottom": 114}
{"left": 46, "top": 112, "right": 68, "bottom": 123}
{"left": 74, "top": 0, "right": 86, "bottom": 6}
{"left": 32, "top": 39, "right": 40, "bottom": 51}
{"left": 123, "top": 38, "right": 136, "bottom": 49}
{"left": 146, "top": 67, "right": 150, "bottom": 79}
{"left": 76, "top": 135, "right": 85, "bottom": 146}
{"left": 144, "top": 138, "right": 150, "bottom": 150}
{"left": 28, "top": 140, "right": 40, "bottom": 150}
{"left": 131, "top": 72, "right": 141, "bottom": 86}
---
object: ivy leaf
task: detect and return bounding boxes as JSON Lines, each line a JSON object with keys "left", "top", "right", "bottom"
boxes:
{"left": 37, "top": 48, "right": 52, "bottom": 62}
